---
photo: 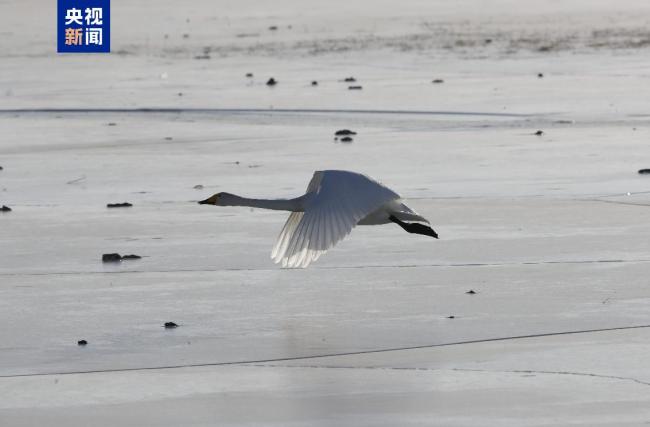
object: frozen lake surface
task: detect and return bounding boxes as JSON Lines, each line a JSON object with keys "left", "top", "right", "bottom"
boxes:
{"left": 2, "top": 0, "right": 650, "bottom": 425}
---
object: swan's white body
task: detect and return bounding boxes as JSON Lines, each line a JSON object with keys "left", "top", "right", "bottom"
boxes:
{"left": 201, "top": 170, "right": 432, "bottom": 268}
{"left": 269, "top": 170, "right": 429, "bottom": 267}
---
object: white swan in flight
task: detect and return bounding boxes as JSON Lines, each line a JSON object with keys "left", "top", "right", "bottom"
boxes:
{"left": 199, "top": 170, "right": 437, "bottom": 268}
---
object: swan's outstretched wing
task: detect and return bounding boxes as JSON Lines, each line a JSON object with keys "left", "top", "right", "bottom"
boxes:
{"left": 271, "top": 170, "right": 399, "bottom": 268}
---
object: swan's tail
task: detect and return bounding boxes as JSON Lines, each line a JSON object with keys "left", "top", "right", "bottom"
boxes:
{"left": 391, "top": 201, "right": 430, "bottom": 224}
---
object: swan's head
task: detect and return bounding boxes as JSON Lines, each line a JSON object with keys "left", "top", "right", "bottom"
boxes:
{"left": 198, "top": 192, "right": 234, "bottom": 206}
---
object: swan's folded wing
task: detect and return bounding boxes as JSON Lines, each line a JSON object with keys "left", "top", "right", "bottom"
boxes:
{"left": 271, "top": 170, "right": 399, "bottom": 268}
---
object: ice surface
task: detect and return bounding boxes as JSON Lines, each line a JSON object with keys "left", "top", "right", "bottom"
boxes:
{"left": 2, "top": 0, "right": 650, "bottom": 425}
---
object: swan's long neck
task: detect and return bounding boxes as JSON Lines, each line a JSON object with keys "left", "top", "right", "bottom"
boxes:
{"left": 224, "top": 194, "right": 304, "bottom": 212}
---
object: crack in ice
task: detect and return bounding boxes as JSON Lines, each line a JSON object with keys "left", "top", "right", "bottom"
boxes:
{"left": 243, "top": 364, "right": 650, "bottom": 387}
{"left": 2, "top": 257, "right": 650, "bottom": 278}
{"left": 452, "top": 368, "right": 650, "bottom": 387}
{"left": 2, "top": 324, "right": 650, "bottom": 378}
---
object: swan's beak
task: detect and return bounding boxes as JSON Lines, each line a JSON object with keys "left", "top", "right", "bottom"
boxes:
{"left": 198, "top": 194, "right": 219, "bottom": 205}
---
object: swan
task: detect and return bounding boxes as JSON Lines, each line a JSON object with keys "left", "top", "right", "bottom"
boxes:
{"left": 199, "top": 170, "right": 437, "bottom": 268}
